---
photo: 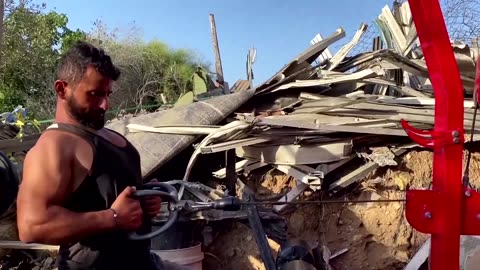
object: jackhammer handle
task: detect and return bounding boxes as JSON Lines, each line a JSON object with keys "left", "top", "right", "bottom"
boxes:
{"left": 131, "top": 189, "right": 178, "bottom": 203}
{"left": 127, "top": 184, "right": 179, "bottom": 241}
{"left": 141, "top": 182, "right": 179, "bottom": 198}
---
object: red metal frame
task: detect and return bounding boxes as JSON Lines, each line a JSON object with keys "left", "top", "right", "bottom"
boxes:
{"left": 403, "top": 0, "right": 480, "bottom": 269}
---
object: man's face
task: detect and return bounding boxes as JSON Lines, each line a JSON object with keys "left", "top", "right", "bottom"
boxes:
{"left": 65, "top": 66, "right": 113, "bottom": 130}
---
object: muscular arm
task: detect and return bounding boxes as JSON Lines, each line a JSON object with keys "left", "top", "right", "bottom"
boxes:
{"left": 17, "top": 133, "right": 116, "bottom": 245}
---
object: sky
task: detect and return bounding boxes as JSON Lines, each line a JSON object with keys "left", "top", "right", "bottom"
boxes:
{"left": 37, "top": 0, "right": 392, "bottom": 86}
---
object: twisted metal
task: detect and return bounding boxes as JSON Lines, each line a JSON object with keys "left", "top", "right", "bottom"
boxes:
{"left": 348, "top": 0, "right": 480, "bottom": 57}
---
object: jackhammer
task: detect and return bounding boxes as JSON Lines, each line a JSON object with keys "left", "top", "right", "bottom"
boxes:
{"left": 129, "top": 181, "right": 334, "bottom": 270}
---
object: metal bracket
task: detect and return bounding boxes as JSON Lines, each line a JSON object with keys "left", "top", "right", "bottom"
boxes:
{"left": 406, "top": 188, "right": 480, "bottom": 235}
{"left": 405, "top": 0, "right": 467, "bottom": 269}
{"left": 401, "top": 120, "right": 464, "bottom": 148}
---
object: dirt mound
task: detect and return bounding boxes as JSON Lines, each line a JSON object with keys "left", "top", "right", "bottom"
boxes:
{"left": 208, "top": 150, "right": 480, "bottom": 270}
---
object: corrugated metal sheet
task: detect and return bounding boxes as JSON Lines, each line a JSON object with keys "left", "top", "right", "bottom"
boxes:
{"left": 107, "top": 89, "right": 255, "bottom": 178}
{"left": 231, "top": 79, "right": 251, "bottom": 92}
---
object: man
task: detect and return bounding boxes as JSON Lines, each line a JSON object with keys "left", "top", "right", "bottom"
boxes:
{"left": 16, "top": 41, "right": 189, "bottom": 270}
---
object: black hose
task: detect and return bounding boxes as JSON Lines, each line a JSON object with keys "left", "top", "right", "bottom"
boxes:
{"left": 128, "top": 186, "right": 180, "bottom": 241}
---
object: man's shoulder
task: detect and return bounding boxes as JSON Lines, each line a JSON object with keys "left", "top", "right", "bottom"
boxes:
{"left": 27, "top": 129, "right": 82, "bottom": 160}
{"left": 36, "top": 128, "right": 83, "bottom": 147}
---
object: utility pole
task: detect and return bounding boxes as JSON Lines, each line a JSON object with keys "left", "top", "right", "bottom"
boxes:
{"left": 208, "top": 14, "right": 224, "bottom": 86}
{"left": 209, "top": 14, "right": 235, "bottom": 196}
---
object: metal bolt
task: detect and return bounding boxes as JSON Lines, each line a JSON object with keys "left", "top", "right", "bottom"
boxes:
{"left": 424, "top": 211, "right": 432, "bottom": 219}
{"left": 452, "top": 130, "right": 459, "bottom": 137}
{"left": 465, "top": 190, "right": 472, "bottom": 197}
{"left": 476, "top": 214, "right": 480, "bottom": 221}
{"left": 453, "top": 138, "right": 461, "bottom": 144}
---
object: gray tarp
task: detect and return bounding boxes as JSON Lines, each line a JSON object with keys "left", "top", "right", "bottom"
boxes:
{"left": 106, "top": 89, "right": 255, "bottom": 178}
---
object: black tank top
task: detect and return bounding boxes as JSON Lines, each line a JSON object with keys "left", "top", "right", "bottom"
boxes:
{"left": 45, "top": 123, "right": 152, "bottom": 270}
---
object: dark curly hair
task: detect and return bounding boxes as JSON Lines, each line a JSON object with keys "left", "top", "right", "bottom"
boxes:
{"left": 56, "top": 41, "right": 121, "bottom": 86}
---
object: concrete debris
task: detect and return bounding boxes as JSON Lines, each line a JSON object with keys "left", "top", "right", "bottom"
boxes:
{"left": 121, "top": 1, "right": 480, "bottom": 213}
{"left": 2, "top": 2, "right": 479, "bottom": 270}
{"left": 358, "top": 147, "right": 399, "bottom": 167}
{"left": 108, "top": 12, "right": 480, "bottom": 270}
{"left": 198, "top": 1, "right": 479, "bottom": 210}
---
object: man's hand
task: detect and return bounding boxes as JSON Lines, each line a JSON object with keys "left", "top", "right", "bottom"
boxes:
{"left": 142, "top": 179, "right": 162, "bottom": 218}
{"left": 110, "top": 186, "right": 143, "bottom": 231}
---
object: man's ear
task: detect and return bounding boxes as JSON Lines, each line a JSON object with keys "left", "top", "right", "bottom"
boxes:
{"left": 54, "top": 80, "right": 68, "bottom": 99}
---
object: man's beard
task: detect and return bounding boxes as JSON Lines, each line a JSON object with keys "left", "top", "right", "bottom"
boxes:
{"left": 67, "top": 96, "right": 106, "bottom": 130}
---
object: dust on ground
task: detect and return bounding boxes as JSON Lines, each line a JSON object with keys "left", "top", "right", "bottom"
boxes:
{"left": 207, "top": 150, "right": 480, "bottom": 270}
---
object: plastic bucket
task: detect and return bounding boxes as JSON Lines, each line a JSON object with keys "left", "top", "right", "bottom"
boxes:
{"left": 151, "top": 243, "right": 204, "bottom": 270}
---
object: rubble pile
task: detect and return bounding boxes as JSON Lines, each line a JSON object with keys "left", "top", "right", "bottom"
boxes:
{"left": 3, "top": 1, "right": 480, "bottom": 270}
{"left": 199, "top": 1, "right": 480, "bottom": 210}
{"left": 114, "top": 2, "right": 480, "bottom": 269}
{"left": 190, "top": 2, "right": 480, "bottom": 269}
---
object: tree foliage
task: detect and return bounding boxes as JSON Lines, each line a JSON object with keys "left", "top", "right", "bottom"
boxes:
{"left": 0, "top": 5, "right": 209, "bottom": 120}
{"left": 0, "top": 0, "right": 86, "bottom": 118}
{"left": 87, "top": 20, "right": 208, "bottom": 111}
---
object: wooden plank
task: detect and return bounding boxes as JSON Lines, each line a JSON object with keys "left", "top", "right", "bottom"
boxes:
{"left": 361, "top": 78, "right": 430, "bottom": 98}
{"left": 260, "top": 113, "right": 383, "bottom": 126}
{"left": 258, "top": 116, "right": 406, "bottom": 136}
{"left": 272, "top": 66, "right": 384, "bottom": 92}
{"left": 0, "top": 134, "right": 40, "bottom": 153}
{"left": 317, "top": 109, "right": 480, "bottom": 128}
{"left": 257, "top": 28, "right": 345, "bottom": 93}
{"left": 0, "top": 240, "right": 59, "bottom": 251}
{"left": 297, "top": 98, "right": 478, "bottom": 120}
{"left": 328, "top": 23, "right": 368, "bottom": 70}
{"left": 376, "top": 96, "right": 475, "bottom": 107}
{"left": 291, "top": 99, "right": 480, "bottom": 127}
{"left": 209, "top": 14, "right": 224, "bottom": 85}
{"left": 200, "top": 137, "right": 274, "bottom": 153}
{"left": 379, "top": 5, "right": 407, "bottom": 53}
{"left": 334, "top": 49, "right": 428, "bottom": 77}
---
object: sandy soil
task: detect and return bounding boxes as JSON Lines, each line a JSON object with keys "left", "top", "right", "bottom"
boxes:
{"left": 206, "top": 150, "right": 480, "bottom": 270}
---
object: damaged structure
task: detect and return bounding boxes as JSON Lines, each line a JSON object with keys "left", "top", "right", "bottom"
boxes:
{"left": 2, "top": 1, "right": 480, "bottom": 269}
{"left": 103, "top": 1, "right": 480, "bottom": 269}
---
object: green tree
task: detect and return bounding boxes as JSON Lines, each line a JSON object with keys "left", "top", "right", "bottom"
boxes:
{"left": 0, "top": 0, "right": 86, "bottom": 118}
{"left": 0, "top": 6, "right": 210, "bottom": 120}
{"left": 86, "top": 21, "right": 210, "bottom": 111}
